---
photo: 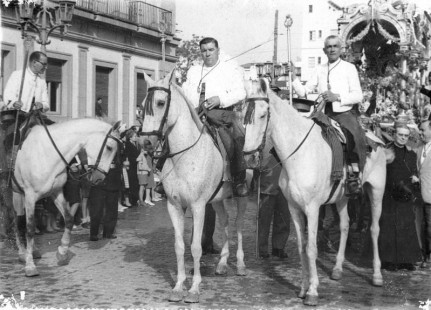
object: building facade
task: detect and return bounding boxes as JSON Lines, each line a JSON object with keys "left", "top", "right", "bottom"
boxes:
{"left": 0, "top": 0, "right": 180, "bottom": 125}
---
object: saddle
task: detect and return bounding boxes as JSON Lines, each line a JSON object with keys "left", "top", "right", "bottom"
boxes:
{"left": 310, "top": 111, "right": 384, "bottom": 182}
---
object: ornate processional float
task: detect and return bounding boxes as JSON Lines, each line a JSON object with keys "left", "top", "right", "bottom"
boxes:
{"left": 338, "top": 0, "right": 431, "bottom": 142}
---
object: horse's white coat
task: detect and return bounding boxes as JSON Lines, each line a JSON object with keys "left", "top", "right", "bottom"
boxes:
{"left": 140, "top": 74, "right": 247, "bottom": 303}
{"left": 13, "top": 118, "right": 122, "bottom": 276}
{"left": 243, "top": 79, "right": 389, "bottom": 305}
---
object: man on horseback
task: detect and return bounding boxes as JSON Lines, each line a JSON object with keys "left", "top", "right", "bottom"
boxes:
{"left": 182, "top": 37, "right": 248, "bottom": 197}
{"left": 289, "top": 35, "right": 366, "bottom": 196}
{"left": 1, "top": 51, "right": 50, "bottom": 153}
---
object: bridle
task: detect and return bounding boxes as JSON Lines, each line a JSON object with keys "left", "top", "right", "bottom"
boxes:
{"left": 139, "top": 85, "right": 206, "bottom": 159}
{"left": 86, "top": 127, "right": 123, "bottom": 178}
{"left": 140, "top": 86, "right": 171, "bottom": 140}
{"left": 37, "top": 109, "right": 122, "bottom": 179}
{"left": 243, "top": 96, "right": 270, "bottom": 156}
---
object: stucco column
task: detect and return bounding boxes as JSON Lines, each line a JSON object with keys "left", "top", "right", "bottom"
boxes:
{"left": 78, "top": 45, "right": 89, "bottom": 117}
{"left": 122, "top": 53, "right": 131, "bottom": 124}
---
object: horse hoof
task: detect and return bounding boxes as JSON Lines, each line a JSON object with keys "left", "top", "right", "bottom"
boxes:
{"left": 184, "top": 292, "right": 199, "bottom": 303}
{"left": 303, "top": 294, "right": 318, "bottom": 306}
{"left": 168, "top": 290, "right": 183, "bottom": 302}
{"left": 298, "top": 290, "right": 306, "bottom": 299}
{"left": 33, "top": 250, "right": 42, "bottom": 259}
{"left": 236, "top": 266, "right": 247, "bottom": 276}
{"left": 56, "top": 250, "right": 72, "bottom": 266}
{"left": 215, "top": 265, "right": 228, "bottom": 276}
{"left": 331, "top": 269, "right": 342, "bottom": 281}
{"left": 372, "top": 275, "right": 383, "bottom": 287}
{"left": 25, "top": 266, "right": 39, "bottom": 277}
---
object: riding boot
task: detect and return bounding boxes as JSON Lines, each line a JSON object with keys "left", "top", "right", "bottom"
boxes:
{"left": 345, "top": 163, "right": 361, "bottom": 198}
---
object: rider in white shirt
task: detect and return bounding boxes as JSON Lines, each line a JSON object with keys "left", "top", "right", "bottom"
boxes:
{"left": 290, "top": 35, "right": 365, "bottom": 196}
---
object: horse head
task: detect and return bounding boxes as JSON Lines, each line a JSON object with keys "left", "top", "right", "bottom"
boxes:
{"left": 243, "top": 78, "right": 271, "bottom": 169}
{"left": 139, "top": 71, "right": 177, "bottom": 149}
{"left": 85, "top": 120, "right": 124, "bottom": 185}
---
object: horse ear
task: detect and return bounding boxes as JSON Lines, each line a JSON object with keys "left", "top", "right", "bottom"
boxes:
{"left": 260, "top": 78, "right": 269, "bottom": 95}
{"left": 143, "top": 71, "right": 155, "bottom": 88}
{"left": 112, "top": 120, "right": 123, "bottom": 132}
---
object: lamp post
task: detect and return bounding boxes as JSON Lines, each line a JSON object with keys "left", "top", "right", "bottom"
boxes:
{"left": 15, "top": 0, "right": 76, "bottom": 54}
{"left": 158, "top": 20, "right": 167, "bottom": 78}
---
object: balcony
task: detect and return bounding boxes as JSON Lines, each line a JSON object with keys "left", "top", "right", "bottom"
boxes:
{"left": 75, "top": 0, "right": 173, "bottom": 34}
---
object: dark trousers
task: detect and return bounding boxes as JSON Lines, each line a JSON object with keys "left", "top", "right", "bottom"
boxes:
{"left": 258, "top": 193, "right": 290, "bottom": 254}
{"left": 206, "top": 109, "right": 246, "bottom": 177}
{"left": 88, "top": 187, "right": 119, "bottom": 238}
{"left": 423, "top": 203, "right": 431, "bottom": 257}
{"left": 326, "top": 109, "right": 367, "bottom": 171}
{"left": 201, "top": 203, "right": 216, "bottom": 250}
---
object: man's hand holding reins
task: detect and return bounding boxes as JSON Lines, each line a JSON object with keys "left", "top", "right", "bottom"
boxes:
{"left": 322, "top": 87, "right": 340, "bottom": 103}
{"left": 12, "top": 100, "right": 23, "bottom": 109}
{"left": 205, "top": 96, "right": 221, "bottom": 110}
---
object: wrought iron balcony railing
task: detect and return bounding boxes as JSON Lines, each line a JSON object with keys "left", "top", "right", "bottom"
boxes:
{"left": 75, "top": 0, "right": 173, "bottom": 34}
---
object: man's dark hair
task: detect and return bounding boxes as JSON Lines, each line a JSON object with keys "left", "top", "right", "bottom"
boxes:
{"left": 29, "top": 51, "right": 47, "bottom": 62}
{"left": 199, "top": 37, "right": 219, "bottom": 48}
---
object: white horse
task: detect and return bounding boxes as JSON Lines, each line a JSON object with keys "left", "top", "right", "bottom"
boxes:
{"left": 242, "top": 79, "right": 392, "bottom": 306}
{"left": 140, "top": 73, "right": 248, "bottom": 303}
{"left": 11, "top": 118, "right": 123, "bottom": 277}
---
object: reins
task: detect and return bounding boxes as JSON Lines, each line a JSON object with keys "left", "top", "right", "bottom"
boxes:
{"left": 244, "top": 96, "right": 316, "bottom": 173}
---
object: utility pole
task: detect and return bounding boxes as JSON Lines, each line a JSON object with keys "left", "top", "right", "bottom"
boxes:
{"left": 272, "top": 10, "right": 278, "bottom": 86}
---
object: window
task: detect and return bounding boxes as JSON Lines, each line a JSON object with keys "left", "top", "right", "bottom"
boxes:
{"left": 309, "top": 31, "right": 316, "bottom": 41}
{"left": 135, "top": 68, "right": 154, "bottom": 122}
{"left": 46, "top": 59, "right": 65, "bottom": 113}
{"left": 318, "top": 57, "right": 322, "bottom": 65}
{"left": 1, "top": 44, "right": 16, "bottom": 99}
{"left": 308, "top": 57, "right": 315, "bottom": 69}
{"left": 93, "top": 61, "right": 118, "bottom": 119}
{"left": 95, "top": 66, "right": 111, "bottom": 117}
{"left": 319, "top": 30, "right": 322, "bottom": 38}
{"left": 309, "top": 5, "right": 313, "bottom": 13}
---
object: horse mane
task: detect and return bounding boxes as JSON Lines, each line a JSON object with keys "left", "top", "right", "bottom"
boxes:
{"left": 143, "top": 90, "right": 155, "bottom": 116}
{"left": 171, "top": 83, "right": 204, "bottom": 131}
{"left": 243, "top": 78, "right": 270, "bottom": 125}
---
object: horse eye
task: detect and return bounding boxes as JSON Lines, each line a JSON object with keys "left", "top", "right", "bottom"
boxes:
{"left": 107, "top": 145, "right": 113, "bottom": 151}
{"left": 157, "top": 100, "right": 165, "bottom": 107}
{"left": 260, "top": 112, "right": 267, "bottom": 119}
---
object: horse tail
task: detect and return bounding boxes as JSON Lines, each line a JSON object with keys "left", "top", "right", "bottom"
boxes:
{"left": 383, "top": 147, "right": 395, "bottom": 164}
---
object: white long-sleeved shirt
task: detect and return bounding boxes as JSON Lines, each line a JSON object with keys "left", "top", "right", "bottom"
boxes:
{"left": 182, "top": 60, "right": 246, "bottom": 109}
{"left": 3, "top": 68, "right": 49, "bottom": 112}
{"left": 292, "top": 59, "right": 363, "bottom": 113}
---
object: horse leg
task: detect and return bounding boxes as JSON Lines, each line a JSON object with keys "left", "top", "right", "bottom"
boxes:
{"left": 22, "top": 193, "right": 39, "bottom": 277}
{"left": 52, "top": 191, "right": 74, "bottom": 266}
{"left": 365, "top": 183, "right": 383, "bottom": 286}
{"left": 288, "top": 204, "right": 309, "bottom": 299}
{"left": 13, "top": 193, "right": 27, "bottom": 263}
{"left": 212, "top": 201, "right": 229, "bottom": 276}
{"left": 304, "top": 203, "right": 320, "bottom": 306}
{"left": 235, "top": 196, "right": 247, "bottom": 276}
{"left": 331, "top": 197, "right": 349, "bottom": 281}
{"left": 166, "top": 200, "right": 187, "bottom": 302}
{"left": 184, "top": 201, "right": 205, "bottom": 303}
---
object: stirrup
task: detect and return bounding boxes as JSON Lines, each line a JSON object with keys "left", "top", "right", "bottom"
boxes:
{"left": 345, "top": 172, "right": 361, "bottom": 198}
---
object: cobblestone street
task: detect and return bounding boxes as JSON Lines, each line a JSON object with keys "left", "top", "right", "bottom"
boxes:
{"left": 1, "top": 195, "right": 431, "bottom": 309}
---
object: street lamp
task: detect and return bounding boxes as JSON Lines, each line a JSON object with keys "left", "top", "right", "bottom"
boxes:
{"left": 15, "top": 0, "right": 76, "bottom": 54}
{"left": 158, "top": 20, "right": 167, "bottom": 77}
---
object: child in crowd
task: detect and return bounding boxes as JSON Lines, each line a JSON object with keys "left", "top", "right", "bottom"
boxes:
{"left": 137, "top": 140, "right": 160, "bottom": 206}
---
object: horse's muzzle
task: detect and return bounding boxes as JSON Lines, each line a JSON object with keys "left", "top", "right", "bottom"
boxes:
{"left": 244, "top": 152, "right": 260, "bottom": 169}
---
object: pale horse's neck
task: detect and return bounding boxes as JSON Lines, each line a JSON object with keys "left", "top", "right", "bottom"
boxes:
{"left": 268, "top": 94, "right": 315, "bottom": 165}
{"left": 166, "top": 102, "right": 202, "bottom": 155}
{"left": 46, "top": 121, "right": 102, "bottom": 167}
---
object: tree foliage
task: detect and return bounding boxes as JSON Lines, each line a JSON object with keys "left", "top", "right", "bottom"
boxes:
{"left": 174, "top": 34, "right": 203, "bottom": 85}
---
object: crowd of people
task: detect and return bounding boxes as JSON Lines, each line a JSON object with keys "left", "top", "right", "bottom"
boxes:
{"left": 1, "top": 36, "right": 431, "bottom": 272}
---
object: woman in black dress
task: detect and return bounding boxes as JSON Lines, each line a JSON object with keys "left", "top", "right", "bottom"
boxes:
{"left": 379, "top": 125, "right": 422, "bottom": 270}
{"left": 123, "top": 129, "right": 140, "bottom": 207}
